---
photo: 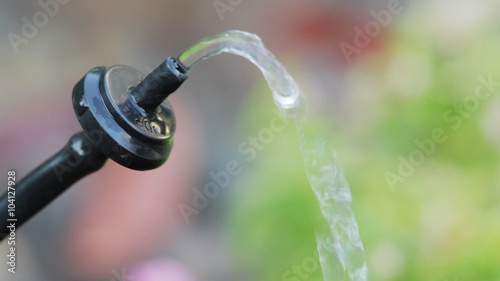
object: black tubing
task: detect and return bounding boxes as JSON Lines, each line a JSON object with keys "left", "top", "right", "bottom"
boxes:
{"left": 0, "top": 132, "right": 107, "bottom": 241}
{"left": 130, "top": 57, "right": 188, "bottom": 111}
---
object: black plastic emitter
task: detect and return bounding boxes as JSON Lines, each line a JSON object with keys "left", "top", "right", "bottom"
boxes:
{"left": 0, "top": 57, "right": 188, "bottom": 241}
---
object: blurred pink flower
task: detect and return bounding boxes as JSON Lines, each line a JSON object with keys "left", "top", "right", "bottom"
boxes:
{"left": 129, "top": 258, "right": 197, "bottom": 281}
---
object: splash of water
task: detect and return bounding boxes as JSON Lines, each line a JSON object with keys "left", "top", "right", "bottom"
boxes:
{"left": 178, "top": 31, "right": 301, "bottom": 118}
{"left": 178, "top": 30, "right": 368, "bottom": 281}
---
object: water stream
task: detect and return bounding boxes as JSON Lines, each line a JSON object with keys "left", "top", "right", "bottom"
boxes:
{"left": 178, "top": 30, "right": 368, "bottom": 281}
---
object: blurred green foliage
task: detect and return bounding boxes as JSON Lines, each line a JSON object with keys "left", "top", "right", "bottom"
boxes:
{"left": 226, "top": 8, "right": 500, "bottom": 281}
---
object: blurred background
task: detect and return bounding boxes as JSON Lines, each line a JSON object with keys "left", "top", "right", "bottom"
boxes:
{"left": 1, "top": 0, "right": 500, "bottom": 280}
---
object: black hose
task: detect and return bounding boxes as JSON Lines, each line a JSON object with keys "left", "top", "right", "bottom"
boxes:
{"left": 0, "top": 132, "right": 107, "bottom": 241}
